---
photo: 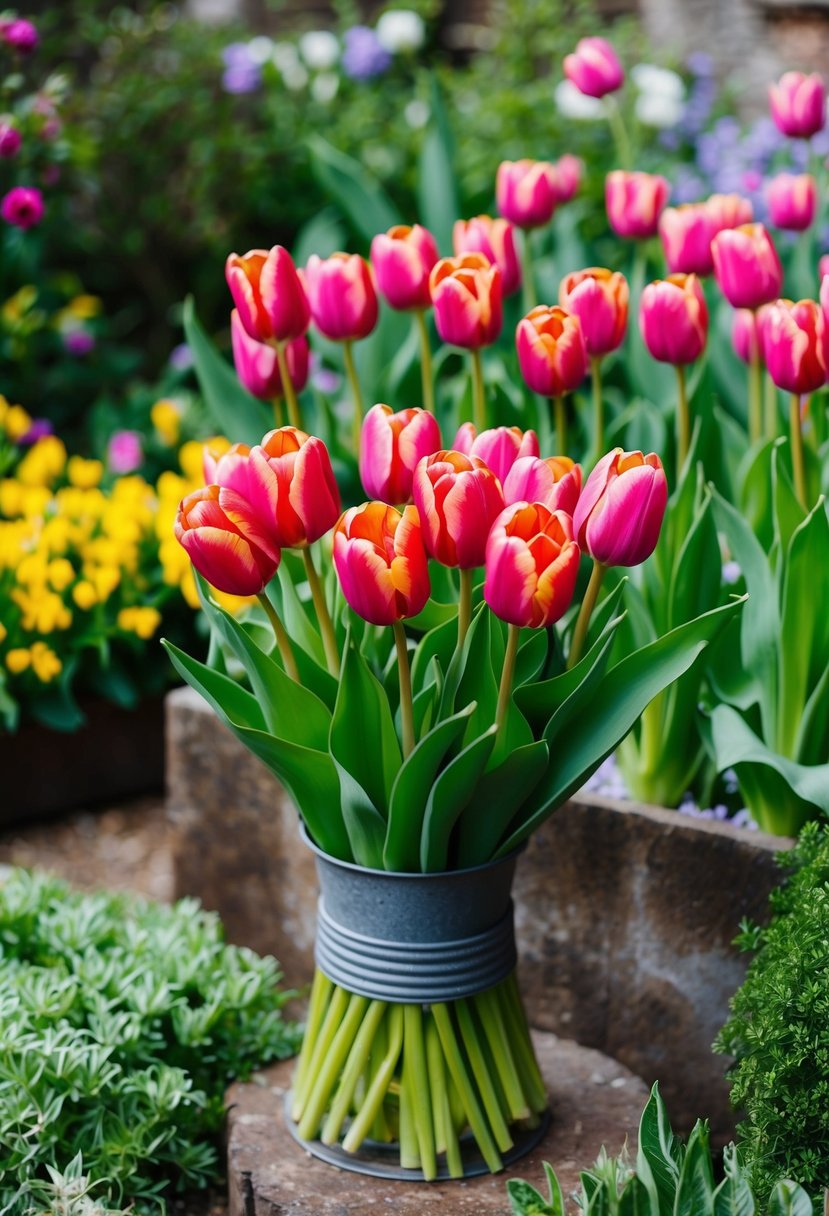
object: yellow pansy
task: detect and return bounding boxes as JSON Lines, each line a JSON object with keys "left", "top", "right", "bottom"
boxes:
{"left": 30, "top": 642, "right": 61, "bottom": 682}
{"left": 117, "top": 606, "right": 162, "bottom": 639}
{"left": 65, "top": 294, "right": 101, "bottom": 319}
{"left": 88, "top": 565, "right": 120, "bottom": 600}
{"left": 17, "top": 436, "right": 67, "bottom": 487}
{"left": 178, "top": 439, "right": 208, "bottom": 483}
{"left": 6, "top": 648, "right": 31, "bottom": 674}
{"left": 72, "top": 580, "right": 97, "bottom": 610}
{"left": 0, "top": 479, "right": 23, "bottom": 517}
{"left": 151, "top": 399, "right": 181, "bottom": 446}
{"left": 67, "top": 456, "right": 104, "bottom": 489}
{"left": 48, "top": 558, "right": 76, "bottom": 591}
{"left": 3, "top": 404, "right": 33, "bottom": 440}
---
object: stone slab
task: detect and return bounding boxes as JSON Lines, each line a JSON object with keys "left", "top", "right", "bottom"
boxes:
{"left": 226, "top": 1031, "right": 648, "bottom": 1216}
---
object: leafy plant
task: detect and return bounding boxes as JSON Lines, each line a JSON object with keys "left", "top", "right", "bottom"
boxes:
{"left": 0, "top": 868, "right": 300, "bottom": 1212}
{"left": 716, "top": 822, "right": 829, "bottom": 1206}
{"left": 507, "top": 1082, "right": 815, "bottom": 1215}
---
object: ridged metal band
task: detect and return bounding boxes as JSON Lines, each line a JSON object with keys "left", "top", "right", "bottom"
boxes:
{"left": 314, "top": 896, "right": 518, "bottom": 1003}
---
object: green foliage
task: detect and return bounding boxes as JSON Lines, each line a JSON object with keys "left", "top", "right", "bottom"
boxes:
{"left": 508, "top": 1084, "right": 814, "bottom": 1216}
{"left": 0, "top": 868, "right": 300, "bottom": 1212}
{"left": 716, "top": 822, "right": 829, "bottom": 1205}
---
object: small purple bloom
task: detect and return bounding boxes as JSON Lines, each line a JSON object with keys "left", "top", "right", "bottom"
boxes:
{"left": 64, "top": 329, "right": 95, "bottom": 357}
{"left": 0, "top": 122, "right": 20, "bottom": 158}
{"left": 0, "top": 186, "right": 43, "bottom": 229}
{"left": 221, "top": 41, "right": 261, "bottom": 93}
{"left": 169, "top": 342, "right": 194, "bottom": 371}
{"left": 722, "top": 560, "right": 741, "bottom": 585}
{"left": 341, "top": 25, "right": 391, "bottom": 81}
{"left": 108, "top": 430, "right": 143, "bottom": 474}
{"left": 311, "top": 366, "right": 342, "bottom": 395}
{"left": 686, "top": 51, "right": 714, "bottom": 77}
{"left": 1, "top": 18, "right": 38, "bottom": 53}
{"left": 18, "top": 418, "right": 53, "bottom": 445}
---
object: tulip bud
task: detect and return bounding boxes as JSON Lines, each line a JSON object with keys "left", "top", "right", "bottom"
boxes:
{"left": 359, "top": 404, "right": 442, "bottom": 505}
{"left": 705, "top": 193, "right": 754, "bottom": 236}
{"left": 711, "top": 223, "right": 783, "bottom": 310}
{"left": 559, "top": 267, "right": 629, "bottom": 356}
{"left": 766, "top": 173, "right": 817, "bottom": 233}
{"left": 516, "top": 305, "right": 588, "bottom": 396}
{"left": 452, "top": 423, "right": 540, "bottom": 485}
{"left": 732, "top": 309, "right": 762, "bottom": 366}
{"left": 175, "top": 484, "right": 281, "bottom": 596}
{"left": 305, "top": 252, "right": 379, "bottom": 341}
{"left": 658, "top": 204, "right": 716, "bottom": 276}
{"left": 496, "top": 159, "right": 559, "bottom": 229}
{"left": 573, "top": 448, "right": 668, "bottom": 567}
{"left": 553, "top": 154, "right": 582, "bottom": 204}
{"left": 453, "top": 215, "right": 521, "bottom": 296}
{"left": 333, "top": 502, "right": 430, "bottom": 626}
{"left": 231, "top": 310, "right": 309, "bottom": 400}
{"left": 245, "top": 427, "right": 341, "bottom": 548}
{"left": 370, "top": 224, "right": 439, "bottom": 311}
{"left": 484, "top": 503, "right": 580, "bottom": 628}
{"left": 769, "top": 71, "right": 826, "bottom": 139}
{"left": 503, "top": 455, "right": 582, "bottom": 516}
{"left": 429, "top": 253, "right": 503, "bottom": 350}
{"left": 225, "top": 246, "right": 310, "bottom": 344}
{"left": 563, "top": 36, "right": 624, "bottom": 99}
{"left": 412, "top": 450, "right": 506, "bottom": 569}
{"left": 639, "top": 274, "right": 708, "bottom": 365}
{"left": 605, "top": 170, "right": 670, "bottom": 240}
{"left": 761, "top": 299, "right": 827, "bottom": 395}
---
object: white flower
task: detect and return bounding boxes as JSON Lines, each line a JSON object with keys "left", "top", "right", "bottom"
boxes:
{"left": 554, "top": 79, "right": 605, "bottom": 121}
{"left": 635, "top": 92, "right": 684, "bottom": 128}
{"left": 404, "top": 98, "right": 430, "bottom": 129}
{"left": 375, "top": 10, "right": 425, "bottom": 54}
{"left": 311, "top": 72, "right": 340, "bottom": 104}
{"left": 631, "top": 63, "right": 685, "bottom": 101}
{"left": 298, "top": 29, "right": 340, "bottom": 71}
{"left": 281, "top": 61, "right": 309, "bottom": 91}
{"left": 247, "top": 35, "right": 275, "bottom": 65}
{"left": 271, "top": 41, "right": 299, "bottom": 71}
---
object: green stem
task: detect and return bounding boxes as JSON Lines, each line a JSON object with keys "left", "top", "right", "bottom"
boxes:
{"left": 470, "top": 347, "right": 486, "bottom": 431}
{"left": 764, "top": 372, "right": 778, "bottom": 440}
{"left": 291, "top": 984, "right": 349, "bottom": 1122}
{"left": 639, "top": 694, "right": 664, "bottom": 779}
{"left": 790, "top": 392, "right": 808, "bottom": 509}
{"left": 521, "top": 228, "right": 537, "bottom": 313}
{"left": 499, "top": 974, "right": 547, "bottom": 1113}
{"left": 414, "top": 310, "right": 435, "bottom": 415}
{"left": 399, "top": 1050, "right": 420, "bottom": 1169}
{"left": 343, "top": 339, "right": 364, "bottom": 457}
{"left": 455, "top": 999, "right": 513, "bottom": 1153}
{"left": 425, "top": 1015, "right": 447, "bottom": 1155}
{"left": 270, "top": 395, "right": 285, "bottom": 429}
{"left": 458, "top": 567, "right": 473, "bottom": 651}
{"left": 256, "top": 592, "right": 299, "bottom": 683}
{"left": 553, "top": 394, "right": 567, "bottom": 455}
{"left": 567, "top": 559, "right": 606, "bottom": 670}
{"left": 298, "top": 992, "right": 369, "bottom": 1139}
{"left": 605, "top": 94, "right": 632, "bottom": 170}
{"left": 590, "top": 356, "right": 605, "bottom": 465}
{"left": 431, "top": 1002, "right": 503, "bottom": 1173}
{"left": 321, "top": 999, "right": 386, "bottom": 1145}
{"left": 302, "top": 548, "right": 339, "bottom": 677}
{"left": 675, "top": 362, "right": 690, "bottom": 473}
{"left": 291, "top": 970, "right": 333, "bottom": 1117}
{"left": 274, "top": 340, "right": 302, "bottom": 430}
{"left": 393, "top": 621, "right": 415, "bottom": 758}
{"left": 475, "top": 987, "right": 530, "bottom": 1121}
{"left": 342, "top": 1004, "right": 404, "bottom": 1153}
{"left": 748, "top": 345, "right": 763, "bottom": 445}
{"left": 404, "top": 1005, "right": 437, "bottom": 1179}
{"left": 495, "top": 623, "right": 520, "bottom": 747}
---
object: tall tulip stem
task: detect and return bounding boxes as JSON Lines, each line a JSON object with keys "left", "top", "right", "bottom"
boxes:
{"left": 789, "top": 393, "right": 808, "bottom": 509}
{"left": 343, "top": 339, "right": 365, "bottom": 456}
{"left": 590, "top": 357, "right": 605, "bottom": 465}
{"left": 748, "top": 346, "right": 763, "bottom": 445}
{"left": 764, "top": 372, "right": 778, "bottom": 440}
{"left": 302, "top": 548, "right": 340, "bottom": 677}
{"left": 414, "top": 310, "right": 435, "bottom": 415}
{"left": 458, "top": 567, "right": 473, "bottom": 650}
{"left": 270, "top": 395, "right": 285, "bottom": 429}
{"left": 494, "top": 623, "right": 521, "bottom": 747}
{"left": 567, "top": 559, "right": 606, "bottom": 670}
{"left": 256, "top": 591, "right": 300, "bottom": 682}
{"left": 393, "top": 621, "right": 415, "bottom": 758}
{"left": 470, "top": 348, "right": 487, "bottom": 431}
{"left": 675, "top": 363, "right": 690, "bottom": 472}
{"left": 274, "top": 340, "right": 303, "bottom": 430}
{"left": 553, "top": 394, "right": 567, "bottom": 455}
{"left": 605, "top": 95, "right": 632, "bottom": 170}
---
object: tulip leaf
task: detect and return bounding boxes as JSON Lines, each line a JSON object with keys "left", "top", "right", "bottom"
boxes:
{"left": 515, "top": 629, "right": 549, "bottom": 687}
{"left": 456, "top": 740, "right": 550, "bottom": 869}
{"left": 182, "top": 296, "right": 269, "bottom": 446}
{"left": 420, "top": 726, "right": 497, "bottom": 872}
{"left": 410, "top": 613, "right": 458, "bottom": 697}
{"left": 308, "top": 134, "right": 400, "bottom": 243}
{"left": 737, "top": 438, "right": 777, "bottom": 552}
{"left": 668, "top": 491, "right": 721, "bottom": 630}
{"left": 771, "top": 442, "right": 805, "bottom": 555}
{"left": 778, "top": 499, "right": 829, "bottom": 755}
{"left": 163, "top": 639, "right": 267, "bottom": 731}
{"left": 291, "top": 204, "right": 347, "bottom": 266}
{"left": 330, "top": 639, "right": 402, "bottom": 821}
{"left": 494, "top": 598, "right": 744, "bottom": 858}
{"left": 636, "top": 1083, "right": 682, "bottom": 1216}
{"left": 453, "top": 606, "right": 502, "bottom": 738}
{"left": 331, "top": 759, "right": 387, "bottom": 869}
{"left": 543, "top": 626, "right": 621, "bottom": 750}
{"left": 515, "top": 609, "right": 621, "bottom": 733}
{"left": 384, "top": 704, "right": 475, "bottom": 872}
{"left": 271, "top": 563, "right": 329, "bottom": 671}
{"left": 412, "top": 656, "right": 443, "bottom": 739}
{"left": 795, "top": 659, "right": 829, "bottom": 766}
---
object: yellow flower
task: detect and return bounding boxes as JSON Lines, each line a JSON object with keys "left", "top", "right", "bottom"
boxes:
{"left": 0, "top": 479, "right": 24, "bottom": 518}
{"left": 117, "top": 606, "right": 162, "bottom": 639}
{"left": 178, "top": 439, "right": 208, "bottom": 484}
{"left": 4, "top": 404, "right": 33, "bottom": 440}
{"left": 16, "top": 553, "right": 49, "bottom": 586}
{"left": 16, "top": 436, "right": 67, "bottom": 488}
{"left": 30, "top": 642, "right": 61, "bottom": 683}
{"left": 151, "top": 399, "right": 181, "bottom": 446}
{"left": 6, "top": 648, "right": 31, "bottom": 674}
{"left": 212, "top": 589, "right": 254, "bottom": 614}
{"left": 88, "top": 565, "right": 120, "bottom": 600}
{"left": 65, "top": 294, "right": 101, "bottom": 320}
{"left": 67, "top": 456, "right": 103, "bottom": 489}
{"left": 72, "top": 580, "right": 97, "bottom": 610}
{"left": 20, "top": 487, "right": 51, "bottom": 519}
{"left": 48, "top": 558, "right": 76, "bottom": 591}
{"left": 0, "top": 621, "right": 6, "bottom": 644}
{"left": 179, "top": 566, "right": 200, "bottom": 609}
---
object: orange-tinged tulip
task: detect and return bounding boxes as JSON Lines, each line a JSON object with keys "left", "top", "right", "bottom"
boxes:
{"left": 484, "top": 502, "right": 580, "bottom": 628}
{"left": 559, "top": 267, "right": 629, "bottom": 356}
{"left": 230, "top": 310, "right": 309, "bottom": 400}
{"left": 760, "top": 299, "right": 827, "bottom": 395}
{"left": 175, "top": 484, "right": 280, "bottom": 596}
{"left": 496, "top": 159, "right": 559, "bottom": 229}
{"left": 503, "top": 455, "right": 582, "bottom": 516}
{"left": 605, "top": 170, "right": 670, "bottom": 240}
{"left": 245, "top": 427, "right": 341, "bottom": 548}
{"left": 429, "top": 253, "right": 503, "bottom": 350}
{"left": 639, "top": 274, "right": 708, "bottom": 365}
{"left": 359, "top": 404, "right": 442, "bottom": 505}
{"left": 333, "top": 502, "right": 430, "bottom": 626}
{"left": 412, "top": 449, "right": 505, "bottom": 569}
{"left": 516, "top": 305, "right": 588, "bottom": 396}
{"left": 658, "top": 204, "right": 716, "bottom": 276}
{"left": 370, "top": 224, "right": 439, "bottom": 311}
{"left": 225, "top": 245, "right": 310, "bottom": 344}
{"left": 573, "top": 448, "right": 667, "bottom": 568}
{"left": 453, "top": 215, "right": 521, "bottom": 296}
{"left": 452, "top": 423, "right": 539, "bottom": 485}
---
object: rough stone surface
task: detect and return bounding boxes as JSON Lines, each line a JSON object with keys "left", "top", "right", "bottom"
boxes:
{"left": 226, "top": 1031, "right": 648, "bottom": 1216}
{"left": 166, "top": 689, "right": 789, "bottom": 1144}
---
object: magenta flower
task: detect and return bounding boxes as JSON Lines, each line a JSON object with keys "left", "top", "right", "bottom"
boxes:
{"left": 451, "top": 422, "right": 539, "bottom": 485}
{"left": 1, "top": 186, "right": 43, "bottom": 229}
{"left": 563, "top": 36, "right": 624, "bottom": 99}
{"left": 573, "top": 448, "right": 668, "bottom": 568}
{"left": 359, "top": 404, "right": 442, "bottom": 505}
{"left": 108, "top": 430, "right": 143, "bottom": 475}
{"left": 0, "top": 122, "right": 21, "bottom": 158}
{"left": 1, "top": 18, "right": 38, "bottom": 52}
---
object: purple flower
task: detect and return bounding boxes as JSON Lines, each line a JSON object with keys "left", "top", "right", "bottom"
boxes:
{"left": 0, "top": 186, "right": 43, "bottom": 229}
{"left": 686, "top": 51, "right": 714, "bottom": 77}
{"left": 341, "top": 26, "right": 391, "bottom": 80}
{"left": 169, "top": 342, "right": 194, "bottom": 371}
{"left": 1, "top": 18, "right": 38, "bottom": 53}
{"left": 64, "top": 329, "right": 95, "bottom": 357}
{"left": 221, "top": 41, "right": 261, "bottom": 93}
{"left": 18, "top": 418, "right": 53, "bottom": 445}
{"left": 108, "top": 430, "right": 143, "bottom": 474}
{"left": 0, "top": 122, "right": 20, "bottom": 158}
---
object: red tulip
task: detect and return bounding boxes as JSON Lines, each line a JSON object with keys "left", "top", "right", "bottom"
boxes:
{"left": 333, "top": 502, "right": 430, "bottom": 626}
{"left": 452, "top": 423, "right": 539, "bottom": 485}
{"left": 225, "top": 246, "right": 310, "bottom": 344}
{"left": 766, "top": 173, "right": 817, "bottom": 233}
{"left": 573, "top": 448, "right": 668, "bottom": 567}
{"left": 304, "top": 252, "right": 378, "bottom": 341}
{"left": 412, "top": 450, "right": 505, "bottom": 569}
{"left": 231, "top": 310, "right": 309, "bottom": 400}
{"left": 240, "top": 427, "right": 341, "bottom": 549}
{"left": 769, "top": 71, "right": 826, "bottom": 139}
{"left": 639, "top": 274, "right": 708, "bottom": 365}
{"left": 370, "top": 224, "right": 439, "bottom": 311}
{"left": 359, "top": 404, "right": 442, "bottom": 505}
{"left": 503, "top": 455, "right": 582, "bottom": 516}
{"left": 484, "top": 502, "right": 580, "bottom": 628}
{"left": 563, "top": 36, "right": 624, "bottom": 99}
{"left": 658, "top": 204, "right": 716, "bottom": 276}
{"left": 605, "top": 170, "right": 670, "bottom": 240}
{"left": 453, "top": 215, "right": 521, "bottom": 297}
{"left": 516, "top": 305, "right": 588, "bottom": 396}
{"left": 761, "top": 299, "right": 827, "bottom": 395}
{"left": 559, "top": 267, "right": 629, "bottom": 356}
{"left": 429, "top": 253, "right": 503, "bottom": 350}
{"left": 496, "top": 159, "right": 559, "bottom": 229}
{"left": 175, "top": 485, "right": 280, "bottom": 596}
{"left": 711, "top": 224, "right": 783, "bottom": 310}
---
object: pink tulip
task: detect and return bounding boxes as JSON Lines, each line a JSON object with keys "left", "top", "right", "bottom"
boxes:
{"left": 563, "top": 36, "right": 624, "bottom": 99}
{"left": 605, "top": 171, "right": 670, "bottom": 240}
{"left": 370, "top": 224, "right": 440, "bottom": 311}
{"left": 175, "top": 485, "right": 281, "bottom": 596}
{"left": 305, "top": 252, "right": 378, "bottom": 341}
{"left": 484, "top": 503, "right": 580, "bottom": 628}
{"left": 554, "top": 154, "right": 582, "bottom": 204}
{"left": 573, "top": 448, "right": 668, "bottom": 568}
{"left": 503, "top": 455, "right": 582, "bottom": 516}
{"left": 769, "top": 71, "right": 826, "bottom": 139}
{"left": 711, "top": 224, "right": 783, "bottom": 310}
{"left": 453, "top": 215, "right": 521, "bottom": 297}
{"left": 230, "top": 310, "right": 309, "bottom": 400}
{"left": 333, "top": 502, "right": 430, "bottom": 627}
{"left": 225, "top": 246, "right": 310, "bottom": 344}
{"left": 659, "top": 204, "right": 716, "bottom": 276}
{"left": 1, "top": 186, "right": 43, "bottom": 230}
{"left": 429, "top": 253, "right": 503, "bottom": 350}
{"left": 496, "top": 159, "right": 559, "bottom": 229}
{"left": 0, "top": 123, "right": 20, "bottom": 158}
{"left": 516, "top": 305, "right": 589, "bottom": 396}
{"left": 1, "top": 18, "right": 37, "bottom": 52}
{"left": 732, "top": 309, "right": 762, "bottom": 366}
{"left": 559, "top": 267, "right": 629, "bottom": 356}
{"left": 452, "top": 423, "right": 539, "bottom": 485}
{"left": 761, "top": 299, "right": 826, "bottom": 395}
{"left": 639, "top": 274, "right": 708, "bottom": 365}
{"left": 203, "top": 441, "right": 251, "bottom": 487}
{"left": 705, "top": 193, "right": 754, "bottom": 236}
{"left": 412, "top": 450, "right": 505, "bottom": 569}
{"left": 359, "top": 404, "right": 442, "bottom": 504}
{"left": 819, "top": 254, "right": 829, "bottom": 283}
{"left": 820, "top": 274, "right": 829, "bottom": 369}
{"left": 766, "top": 173, "right": 817, "bottom": 232}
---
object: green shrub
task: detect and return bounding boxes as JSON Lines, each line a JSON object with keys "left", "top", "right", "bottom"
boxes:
{"left": 0, "top": 868, "right": 300, "bottom": 1212}
{"left": 716, "top": 822, "right": 829, "bottom": 1205}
